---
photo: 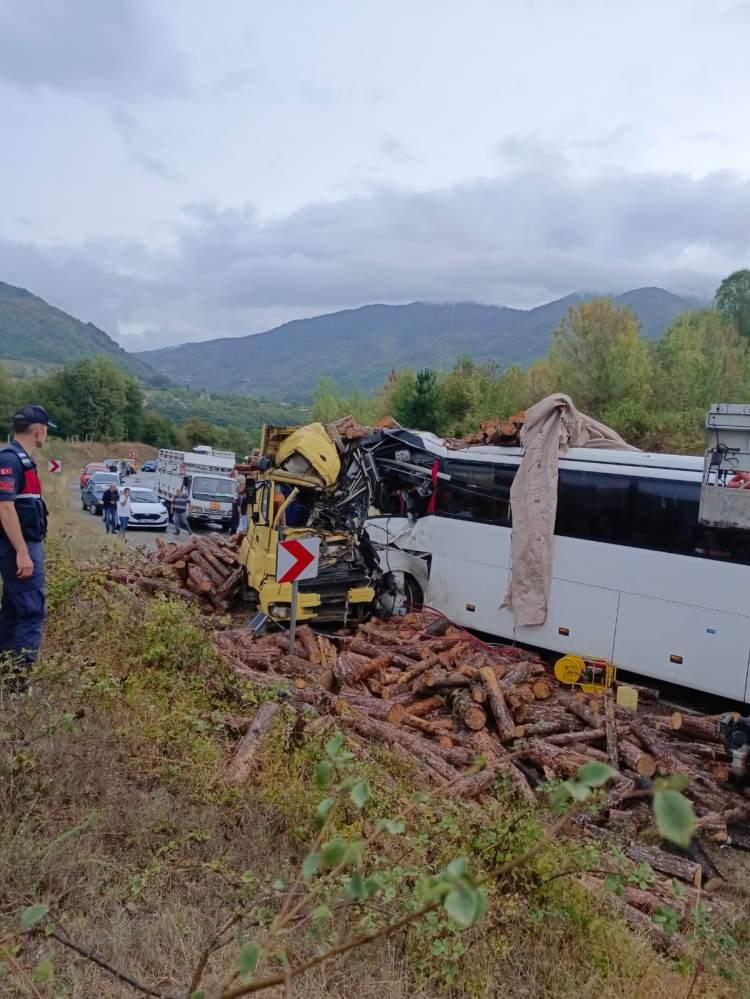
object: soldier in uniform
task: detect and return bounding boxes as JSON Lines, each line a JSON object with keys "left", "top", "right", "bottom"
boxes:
{"left": 0, "top": 405, "right": 54, "bottom": 688}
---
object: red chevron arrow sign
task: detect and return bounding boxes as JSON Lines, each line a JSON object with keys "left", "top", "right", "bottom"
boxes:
{"left": 276, "top": 537, "right": 320, "bottom": 584}
{"left": 48, "top": 459, "right": 62, "bottom": 474}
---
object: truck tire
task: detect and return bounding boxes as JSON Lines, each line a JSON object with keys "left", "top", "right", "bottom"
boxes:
{"left": 376, "top": 571, "right": 423, "bottom": 618}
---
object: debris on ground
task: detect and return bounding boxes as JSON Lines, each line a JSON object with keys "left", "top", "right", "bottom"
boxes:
{"left": 213, "top": 608, "right": 750, "bottom": 948}
{"left": 99, "top": 534, "right": 244, "bottom": 612}
{"left": 219, "top": 610, "right": 749, "bottom": 873}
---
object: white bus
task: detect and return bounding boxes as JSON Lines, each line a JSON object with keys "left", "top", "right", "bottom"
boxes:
{"left": 366, "top": 434, "right": 750, "bottom": 703}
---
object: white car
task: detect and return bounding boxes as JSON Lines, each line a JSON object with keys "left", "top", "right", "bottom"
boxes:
{"left": 127, "top": 487, "right": 170, "bottom": 531}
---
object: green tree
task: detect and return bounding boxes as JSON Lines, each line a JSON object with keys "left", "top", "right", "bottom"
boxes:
{"left": 395, "top": 368, "right": 440, "bottom": 431}
{"left": 715, "top": 269, "right": 750, "bottom": 339}
{"left": 549, "top": 300, "right": 653, "bottom": 417}
{"left": 180, "top": 418, "right": 221, "bottom": 449}
{"left": 141, "top": 410, "right": 179, "bottom": 448}
{"left": 312, "top": 378, "right": 375, "bottom": 425}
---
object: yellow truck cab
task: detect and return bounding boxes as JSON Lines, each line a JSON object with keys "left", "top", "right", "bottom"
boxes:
{"left": 239, "top": 423, "right": 375, "bottom": 624}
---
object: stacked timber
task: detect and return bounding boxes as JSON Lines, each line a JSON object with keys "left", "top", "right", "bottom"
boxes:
{"left": 218, "top": 610, "right": 750, "bottom": 864}
{"left": 101, "top": 535, "right": 243, "bottom": 612}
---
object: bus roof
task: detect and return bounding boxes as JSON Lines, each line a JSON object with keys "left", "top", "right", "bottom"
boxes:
{"left": 391, "top": 430, "right": 704, "bottom": 475}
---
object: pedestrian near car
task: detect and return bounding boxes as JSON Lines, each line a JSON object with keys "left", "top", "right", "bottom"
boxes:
{"left": 172, "top": 486, "right": 191, "bottom": 536}
{"left": 117, "top": 488, "right": 132, "bottom": 537}
{"left": 0, "top": 405, "right": 55, "bottom": 689}
{"left": 101, "top": 482, "right": 119, "bottom": 534}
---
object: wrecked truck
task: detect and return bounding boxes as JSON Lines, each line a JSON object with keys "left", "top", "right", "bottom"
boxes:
{"left": 238, "top": 418, "right": 450, "bottom": 625}
{"left": 238, "top": 423, "right": 376, "bottom": 624}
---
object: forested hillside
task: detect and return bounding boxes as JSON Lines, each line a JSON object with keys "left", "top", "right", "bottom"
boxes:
{"left": 0, "top": 280, "right": 156, "bottom": 381}
{"left": 137, "top": 288, "right": 700, "bottom": 399}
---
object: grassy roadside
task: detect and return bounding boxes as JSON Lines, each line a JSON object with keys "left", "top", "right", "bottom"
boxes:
{"left": 0, "top": 447, "right": 748, "bottom": 997}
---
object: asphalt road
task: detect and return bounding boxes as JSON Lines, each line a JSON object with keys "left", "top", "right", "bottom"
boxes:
{"left": 68, "top": 470, "right": 228, "bottom": 552}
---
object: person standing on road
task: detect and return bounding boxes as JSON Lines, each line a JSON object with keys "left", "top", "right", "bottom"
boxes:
{"left": 0, "top": 405, "right": 55, "bottom": 689}
{"left": 117, "top": 487, "right": 132, "bottom": 537}
{"left": 101, "top": 482, "right": 119, "bottom": 534}
{"left": 172, "top": 486, "right": 191, "bottom": 536}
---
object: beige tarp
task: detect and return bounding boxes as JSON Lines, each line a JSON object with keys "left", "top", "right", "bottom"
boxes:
{"left": 504, "top": 393, "right": 637, "bottom": 627}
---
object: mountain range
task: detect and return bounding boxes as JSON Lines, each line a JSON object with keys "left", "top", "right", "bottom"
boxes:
{"left": 0, "top": 280, "right": 154, "bottom": 381}
{"left": 0, "top": 279, "right": 702, "bottom": 400}
{"left": 136, "top": 287, "right": 701, "bottom": 400}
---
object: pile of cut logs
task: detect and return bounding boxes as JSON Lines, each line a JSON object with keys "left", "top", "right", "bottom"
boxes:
{"left": 221, "top": 610, "right": 749, "bottom": 853}
{"left": 104, "top": 535, "right": 244, "bottom": 612}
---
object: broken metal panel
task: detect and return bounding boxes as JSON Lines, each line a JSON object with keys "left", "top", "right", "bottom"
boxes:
{"left": 700, "top": 404, "right": 750, "bottom": 528}
{"left": 699, "top": 486, "right": 750, "bottom": 530}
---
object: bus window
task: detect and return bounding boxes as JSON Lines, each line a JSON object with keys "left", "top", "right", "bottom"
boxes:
{"left": 436, "top": 461, "right": 513, "bottom": 526}
{"left": 631, "top": 478, "right": 699, "bottom": 556}
{"left": 556, "top": 470, "right": 633, "bottom": 544}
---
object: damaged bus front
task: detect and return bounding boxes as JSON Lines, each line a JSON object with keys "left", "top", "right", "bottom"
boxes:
{"left": 239, "top": 423, "right": 376, "bottom": 624}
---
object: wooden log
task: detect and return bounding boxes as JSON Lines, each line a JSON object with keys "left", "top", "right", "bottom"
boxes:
{"left": 545, "top": 726, "right": 606, "bottom": 747}
{"left": 161, "top": 538, "right": 199, "bottom": 563}
{"left": 569, "top": 743, "right": 609, "bottom": 762}
{"left": 512, "top": 718, "right": 581, "bottom": 740}
{"left": 424, "top": 616, "right": 449, "bottom": 637}
{"left": 451, "top": 690, "right": 487, "bottom": 731}
{"left": 623, "top": 844, "right": 702, "bottom": 886}
{"left": 558, "top": 692, "right": 600, "bottom": 729}
{"left": 670, "top": 712, "right": 721, "bottom": 743}
{"left": 339, "top": 712, "right": 459, "bottom": 782}
{"left": 191, "top": 550, "right": 228, "bottom": 588}
{"left": 532, "top": 679, "right": 552, "bottom": 700}
{"left": 317, "top": 635, "right": 338, "bottom": 671}
{"left": 445, "top": 761, "right": 506, "bottom": 799}
{"left": 401, "top": 694, "right": 445, "bottom": 717}
{"left": 628, "top": 717, "right": 684, "bottom": 773}
{"left": 603, "top": 692, "right": 620, "bottom": 770}
{"left": 479, "top": 665, "right": 515, "bottom": 742}
{"left": 333, "top": 651, "right": 371, "bottom": 686}
{"left": 353, "top": 654, "right": 390, "bottom": 683}
{"left": 522, "top": 740, "right": 602, "bottom": 780}
{"left": 622, "top": 682, "right": 660, "bottom": 702}
{"left": 186, "top": 565, "right": 212, "bottom": 594}
{"left": 417, "top": 669, "right": 471, "bottom": 692}
{"left": 217, "top": 566, "right": 243, "bottom": 599}
{"left": 227, "top": 703, "right": 281, "bottom": 782}
{"left": 470, "top": 683, "right": 488, "bottom": 704}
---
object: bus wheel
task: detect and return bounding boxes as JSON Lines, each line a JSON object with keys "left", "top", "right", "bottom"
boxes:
{"left": 376, "top": 571, "right": 423, "bottom": 618}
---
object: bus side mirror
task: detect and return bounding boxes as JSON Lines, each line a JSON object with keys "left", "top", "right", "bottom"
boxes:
{"left": 252, "top": 511, "right": 260, "bottom": 524}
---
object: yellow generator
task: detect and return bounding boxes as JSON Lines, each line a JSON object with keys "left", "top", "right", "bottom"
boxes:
{"left": 239, "top": 423, "right": 375, "bottom": 624}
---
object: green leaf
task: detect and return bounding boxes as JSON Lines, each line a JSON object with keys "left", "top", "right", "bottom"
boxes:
{"left": 444, "top": 857, "right": 468, "bottom": 882}
{"left": 364, "top": 876, "right": 382, "bottom": 898}
{"left": 32, "top": 958, "right": 53, "bottom": 983}
{"left": 302, "top": 852, "right": 321, "bottom": 880}
{"left": 376, "top": 818, "right": 405, "bottom": 835}
{"left": 564, "top": 779, "right": 592, "bottom": 802}
{"left": 190, "top": 992, "right": 206, "bottom": 999}
{"left": 346, "top": 871, "right": 366, "bottom": 900}
{"left": 310, "top": 904, "right": 333, "bottom": 921}
{"left": 314, "top": 797, "right": 335, "bottom": 829}
{"left": 577, "top": 761, "right": 615, "bottom": 788}
{"left": 21, "top": 904, "right": 48, "bottom": 929}
{"left": 343, "top": 839, "right": 365, "bottom": 867}
{"left": 350, "top": 781, "right": 370, "bottom": 809}
{"left": 322, "top": 839, "right": 347, "bottom": 867}
{"left": 653, "top": 789, "right": 696, "bottom": 848}
{"left": 325, "top": 732, "right": 344, "bottom": 758}
{"left": 443, "top": 882, "right": 484, "bottom": 928}
{"left": 238, "top": 941, "right": 261, "bottom": 979}
{"left": 315, "top": 760, "right": 333, "bottom": 789}
{"left": 272, "top": 877, "right": 286, "bottom": 892}
{"left": 656, "top": 774, "right": 690, "bottom": 793}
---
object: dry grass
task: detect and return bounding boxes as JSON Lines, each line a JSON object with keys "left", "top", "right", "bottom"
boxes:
{"left": 0, "top": 470, "right": 748, "bottom": 998}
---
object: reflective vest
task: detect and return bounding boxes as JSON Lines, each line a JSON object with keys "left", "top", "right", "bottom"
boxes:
{"left": 0, "top": 442, "right": 47, "bottom": 544}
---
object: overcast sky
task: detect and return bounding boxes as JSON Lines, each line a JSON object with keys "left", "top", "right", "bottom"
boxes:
{"left": 1, "top": 0, "right": 749, "bottom": 351}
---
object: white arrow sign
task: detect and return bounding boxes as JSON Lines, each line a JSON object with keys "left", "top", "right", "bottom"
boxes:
{"left": 48, "top": 459, "right": 62, "bottom": 474}
{"left": 276, "top": 537, "right": 320, "bottom": 584}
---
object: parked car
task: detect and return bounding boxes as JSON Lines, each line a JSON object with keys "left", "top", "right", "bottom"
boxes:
{"left": 127, "top": 487, "right": 169, "bottom": 530}
{"left": 140, "top": 460, "right": 157, "bottom": 473}
{"left": 80, "top": 462, "right": 107, "bottom": 489}
{"left": 81, "top": 472, "right": 120, "bottom": 514}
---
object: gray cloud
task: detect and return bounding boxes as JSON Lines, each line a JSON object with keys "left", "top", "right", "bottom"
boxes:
{"left": 1, "top": 162, "right": 748, "bottom": 350}
{"left": 111, "top": 109, "right": 183, "bottom": 181}
{"left": 0, "top": 0, "right": 185, "bottom": 97}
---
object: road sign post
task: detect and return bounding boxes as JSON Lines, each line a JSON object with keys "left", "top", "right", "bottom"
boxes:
{"left": 276, "top": 537, "right": 320, "bottom": 654}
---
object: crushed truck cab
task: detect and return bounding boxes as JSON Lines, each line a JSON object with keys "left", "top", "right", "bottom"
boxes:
{"left": 239, "top": 423, "right": 375, "bottom": 624}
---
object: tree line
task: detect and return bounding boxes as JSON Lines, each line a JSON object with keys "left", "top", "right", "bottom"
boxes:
{"left": 1, "top": 356, "right": 259, "bottom": 455}
{"left": 313, "top": 269, "right": 750, "bottom": 453}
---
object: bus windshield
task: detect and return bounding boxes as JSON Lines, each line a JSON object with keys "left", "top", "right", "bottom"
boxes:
{"left": 192, "top": 476, "right": 235, "bottom": 502}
